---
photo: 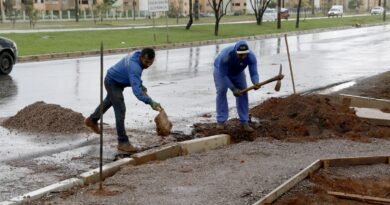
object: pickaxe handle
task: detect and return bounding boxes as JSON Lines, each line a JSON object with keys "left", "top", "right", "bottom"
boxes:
{"left": 240, "top": 69, "right": 284, "bottom": 94}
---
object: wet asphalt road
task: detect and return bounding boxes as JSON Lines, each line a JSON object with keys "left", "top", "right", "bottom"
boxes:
{"left": 0, "top": 25, "right": 389, "bottom": 201}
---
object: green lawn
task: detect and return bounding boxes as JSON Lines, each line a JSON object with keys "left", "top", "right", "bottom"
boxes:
{"left": 1, "top": 15, "right": 386, "bottom": 56}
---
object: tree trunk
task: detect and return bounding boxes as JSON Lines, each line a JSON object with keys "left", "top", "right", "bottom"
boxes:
{"left": 256, "top": 15, "right": 261, "bottom": 25}
{"left": 214, "top": 17, "right": 220, "bottom": 36}
{"left": 75, "top": 0, "right": 79, "bottom": 22}
{"left": 296, "top": 0, "right": 302, "bottom": 28}
{"left": 186, "top": 0, "right": 193, "bottom": 29}
{"left": 194, "top": 0, "right": 199, "bottom": 20}
{"left": 311, "top": 0, "right": 315, "bottom": 15}
{"left": 277, "top": 0, "right": 281, "bottom": 29}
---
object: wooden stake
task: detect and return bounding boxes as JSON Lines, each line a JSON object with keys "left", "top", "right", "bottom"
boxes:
{"left": 284, "top": 34, "right": 296, "bottom": 94}
{"left": 99, "top": 41, "right": 104, "bottom": 190}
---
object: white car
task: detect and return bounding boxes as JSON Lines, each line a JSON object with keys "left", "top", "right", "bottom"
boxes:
{"left": 371, "top": 6, "right": 384, "bottom": 15}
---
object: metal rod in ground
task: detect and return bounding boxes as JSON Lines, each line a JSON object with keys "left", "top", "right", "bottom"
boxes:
{"left": 284, "top": 34, "right": 296, "bottom": 94}
{"left": 99, "top": 41, "right": 104, "bottom": 190}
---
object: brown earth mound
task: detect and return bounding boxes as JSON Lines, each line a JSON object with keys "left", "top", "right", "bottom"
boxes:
{"left": 192, "top": 95, "right": 389, "bottom": 142}
{"left": 2, "top": 101, "right": 89, "bottom": 134}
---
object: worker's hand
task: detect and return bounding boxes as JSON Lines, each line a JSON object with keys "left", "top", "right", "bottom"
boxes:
{"left": 231, "top": 88, "right": 243, "bottom": 97}
{"left": 253, "top": 84, "right": 261, "bottom": 90}
{"left": 141, "top": 85, "right": 148, "bottom": 93}
{"left": 150, "top": 101, "right": 162, "bottom": 111}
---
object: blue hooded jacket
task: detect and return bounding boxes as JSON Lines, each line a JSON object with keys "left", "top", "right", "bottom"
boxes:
{"left": 106, "top": 51, "right": 152, "bottom": 104}
{"left": 214, "top": 40, "right": 259, "bottom": 89}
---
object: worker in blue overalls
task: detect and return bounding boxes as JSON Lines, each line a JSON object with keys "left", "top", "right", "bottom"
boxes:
{"left": 213, "top": 40, "right": 260, "bottom": 132}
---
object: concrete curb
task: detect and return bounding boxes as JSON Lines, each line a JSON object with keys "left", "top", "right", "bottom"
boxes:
{"left": 4, "top": 178, "right": 83, "bottom": 205}
{"left": 0, "top": 134, "right": 232, "bottom": 204}
{"left": 132, "top": 143, "right": 182, "bottom": 165}
{"left": 180, "top": 134, "right": 231, "bottom": 155}
{"left": 17, "top": 22, "right": 389, "bottom": 63}
{"left": 79, "top": 158, "right": 136, "bottom": 185}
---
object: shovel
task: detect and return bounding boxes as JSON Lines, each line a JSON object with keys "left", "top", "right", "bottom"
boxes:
{"left": 240, "top": 64, "right": 284, "bottom": 94}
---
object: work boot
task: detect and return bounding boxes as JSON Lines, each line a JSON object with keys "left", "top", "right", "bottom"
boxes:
{"left": 216, "top": 123, "right": 225, "bottom": 130}
{"left": 84, "top": 117, "right": 100, "bottom": 134}
{"left": 117, "top": 143, "right": 138, "bottom": 153}
{"left": 241, "top": 123, "right": 254, "bottom": 132}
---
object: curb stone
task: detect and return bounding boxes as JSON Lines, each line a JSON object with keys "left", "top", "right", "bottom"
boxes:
{"left": 7, "top": 178, "right": 83, "bottom": 205}
{"left": 80, "top": 158, "right": 136, "bottom": 185}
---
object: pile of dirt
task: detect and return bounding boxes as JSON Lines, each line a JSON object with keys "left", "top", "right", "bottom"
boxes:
{"left": 192, "top": 95, "right": 389, "bottom": 142}
{"left": 2, "top": 101, "right": 89, "bottom": 134}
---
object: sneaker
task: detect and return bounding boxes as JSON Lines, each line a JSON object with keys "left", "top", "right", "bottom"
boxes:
{"left": 216, "top": 123, "right": 225, "bottom": 130}
{"left": 84, "top": 117, "right": 100, "bottom": 134}
{"left": 117, "top": 143, "right": 138, "bottom": 153}
{"left": 241, "top": 124, "right": 254, "bottom": 132}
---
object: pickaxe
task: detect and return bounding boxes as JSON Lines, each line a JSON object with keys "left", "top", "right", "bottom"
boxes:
{"left": 240, "top": 64, "right": 284, "bottom": 94}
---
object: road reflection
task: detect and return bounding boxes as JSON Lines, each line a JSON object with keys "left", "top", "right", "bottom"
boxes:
{"left": 0, "top": 75, "right": 18, "bottom": 105}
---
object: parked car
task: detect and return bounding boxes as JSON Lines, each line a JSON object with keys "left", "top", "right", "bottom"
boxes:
{"left": 0, "top": 37, "right": 17, "bottom": 75}
{"left": 371, "top": 6, "right": 384, "bottom": 15}
{"left": 280, "top": 8, "right": 289, "bottom": 20}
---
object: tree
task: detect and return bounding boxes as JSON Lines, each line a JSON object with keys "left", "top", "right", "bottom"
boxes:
{"left": 186, "top": 0, "right": 193, "bottom": 30}
{"left": 296, "top": 0, "right": 302, "bottom": 28}
{"left": 249, "top": 0, "right": 273, "bottom": 25}
{"left": 75, "top": 0, "right": 79, "bottom": 22}
{"left": 4, "top": 0, "right": 15, "bottom": 24}
{"left": 0, "top": 0, "right": 5, "bottom": 22}
{"left": 194, "top": 0, "right": 199, "bottom": 20}
{"left": 209, "top": 0, "right": 232, "bottom": 36}
{"left": 168, "top": 0, "right": 183, "bottom": 24}
{"left": 23, "top": 0, "right": 38, "bottom": 28}
{"left": 348, "top": 0, "right": 363, "bottom": 11}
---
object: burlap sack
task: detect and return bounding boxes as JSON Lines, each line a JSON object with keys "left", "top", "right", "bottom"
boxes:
{"left": 154, "top": 110, "right": 172, "bottom": 136}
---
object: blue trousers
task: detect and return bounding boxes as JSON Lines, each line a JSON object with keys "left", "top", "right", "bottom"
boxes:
{"left": 89, "top": 77, "right": 129, "bottom": 144}
{"left": 213, "top": 71, "right": 249, "bottom": 124}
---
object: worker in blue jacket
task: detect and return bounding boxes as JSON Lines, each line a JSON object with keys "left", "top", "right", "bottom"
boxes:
{"left": 84, "top": 48, "right": 162, "bottom": 153}
{"left": 214, "top": 40, "right": 260, "bottom": 132}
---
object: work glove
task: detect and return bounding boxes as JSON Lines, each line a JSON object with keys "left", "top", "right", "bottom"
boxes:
{"left": 150, "top": 100, "right": 162, "bottom": 111}
{"left": 231, "top": 88, "right": 243, "bottom": 97}
{"left": 253, "top": 83, "right": 261, "bottom": 90}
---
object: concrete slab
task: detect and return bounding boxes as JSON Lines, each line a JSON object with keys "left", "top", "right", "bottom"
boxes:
{"left": 354, "top": 107, "right": 390, "bottom": 126}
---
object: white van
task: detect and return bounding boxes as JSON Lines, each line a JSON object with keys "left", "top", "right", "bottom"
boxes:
{"left": 263, "top": 8, "right": 277, "bottom": 21}
{"left": 328, "top": 5, "right": 343, "bottom": 17}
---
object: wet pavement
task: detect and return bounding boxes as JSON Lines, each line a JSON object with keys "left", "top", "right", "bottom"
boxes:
{"left": 0, "top": 25, "right": 389, "bottom": 201}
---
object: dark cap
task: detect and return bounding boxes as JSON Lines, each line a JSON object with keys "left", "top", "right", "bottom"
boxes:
{"left": 236, "top": 44, "right": 249, "bottom": 54}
